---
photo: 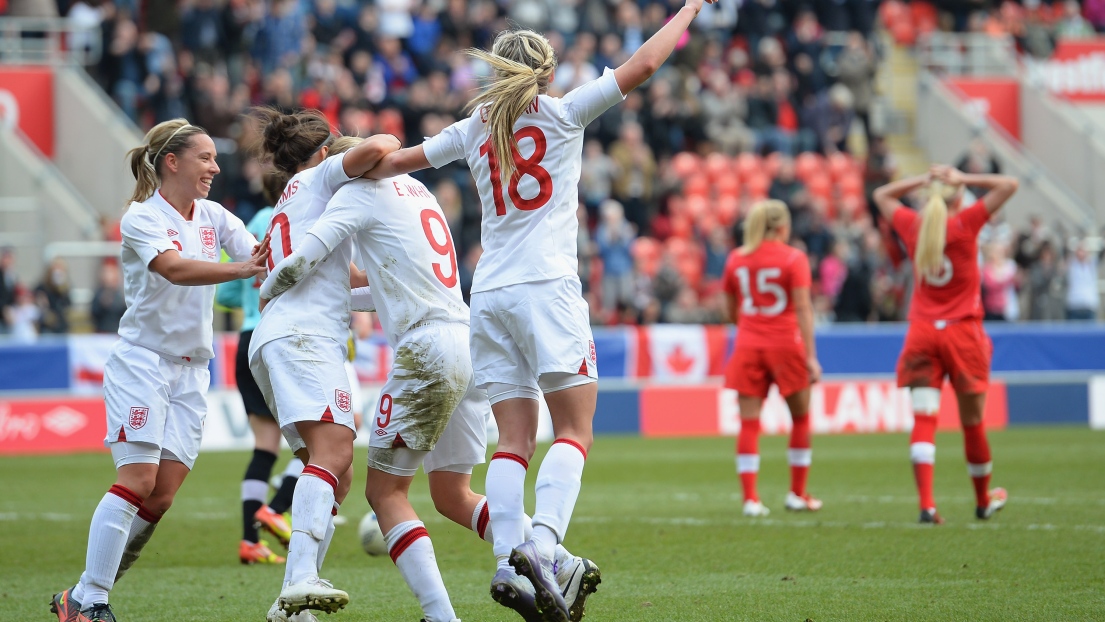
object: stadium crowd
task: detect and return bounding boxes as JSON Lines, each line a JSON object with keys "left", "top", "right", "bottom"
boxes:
{"left": 0, "top": 0, "right": 1102, "bottom": 335}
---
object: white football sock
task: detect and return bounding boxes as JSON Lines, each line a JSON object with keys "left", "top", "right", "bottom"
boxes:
{"left": 316, "top": 503, "right": 338, "bottom": 572}
{"left": 114, "top": 507, "right": 158, "bottom": 582}
{"left": 285, "top": 467, "right": 336, "bottom": 585}
{"left": 486, "top": 454, "right": 528, "bottom": 570}
{"left": 77, "top": 486, "right": 141, "bottom": 605}
{"left": 531, "top": 441, "right": 586, "bottom": 560}
{"left": 386, "top": 520, "right": 455, "bottom": 622}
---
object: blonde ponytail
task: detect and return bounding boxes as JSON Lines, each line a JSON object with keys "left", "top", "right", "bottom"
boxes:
{"left": 125, "top": 119, "right": 207, "bottom": 205}
{"left": 466, "top": 30, "right": 556, "bottom": 183}
{"left": 915, "top": 181, "right": 957, "bottom": 280}
{"left": 741, "top": 200, "right": 790, "bottom": 254}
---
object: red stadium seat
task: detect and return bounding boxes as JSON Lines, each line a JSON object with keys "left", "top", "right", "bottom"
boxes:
{"left": 745, "top": 171, "right": 770, "bottom": 200}
{"left": 735, "top": 153, "right": 763, "bottom": 182}
{"left": 794, "top": 152, "right": 825, "bottom": 181}
{"left": 827, "top": 152, "right": 856, "bottom": 181}
{"left": 879, "top": 0, "right": 907, "bottom": 26}
{"left": 806, "top": 173, "right": 832, "bottom": 203}
{"left": 716, "top": 196, "right": 740, "bottom": 227}
{"left": 684, "top": 195, "right": 709, "bottom": 220}
{"left": 704, "top": 152, "right": 732, "bottom": 182}
{"left": 716, "top": 174, "right": 740, "bottom": 199}
{"left": 763, "top": 152, "right": 783, "bottom": 178}
{"left": 671, "top": 152, "right": 702, "bottom": 179}
{"left": 683, "top": 174, "right": 710, "bottom": 198}
{"left": 837, "top": 172, "right": 864, "bottom": 198}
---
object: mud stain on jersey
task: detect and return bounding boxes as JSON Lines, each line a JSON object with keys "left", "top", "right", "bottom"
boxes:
{"left": 391, "top": 341, "right": 465, "bottom": 450}
{"left": 271, "top": 256, "right": 308, "bottom": 297}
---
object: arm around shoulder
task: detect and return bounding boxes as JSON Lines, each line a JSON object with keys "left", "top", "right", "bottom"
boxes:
{"left": 364, "top": 145, "right": 431, "bottom": 180}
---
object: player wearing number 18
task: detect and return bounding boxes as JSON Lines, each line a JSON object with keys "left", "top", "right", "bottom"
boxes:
{"left": 721, "top": 200, "right": 823, "bottom": 518}
{"left": 363, "top": 2, "right": 713, "bottom": 619}
{"left": 873, "top": 165, "right": 1018, "bottom": 525}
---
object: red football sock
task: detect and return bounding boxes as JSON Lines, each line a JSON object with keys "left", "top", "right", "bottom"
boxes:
{"left": 910, "top": 414, "right": 938, "bottom": 510}
{"left": 963, "top": 423, "right": 992, "bottom": 507}
{"left": 736, "top": 419, "right": 761, "bottom": 502}
{"left": 788, "top": 414, "right": 811, "bottom": 497}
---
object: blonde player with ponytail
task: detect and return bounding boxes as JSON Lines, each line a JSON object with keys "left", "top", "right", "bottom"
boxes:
{"left": 51, "top": 119, "right": 270, "bottom": 622}
{"left": 874, "top": 165, "right": 1018, "bottom": 525}
{"left": 721, "top": 200, "right": 821, "bottom": 518}
{"left": 363, "top": 1, "right": 712, "bottom": 619}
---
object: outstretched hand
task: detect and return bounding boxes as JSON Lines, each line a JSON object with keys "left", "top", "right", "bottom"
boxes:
{"left": 685, "top": 0, "right": 716, "bottom": 17}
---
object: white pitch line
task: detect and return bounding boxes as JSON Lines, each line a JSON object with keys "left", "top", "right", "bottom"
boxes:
{"left": 572, "top": 515, "right": 1105, "bottom": 534}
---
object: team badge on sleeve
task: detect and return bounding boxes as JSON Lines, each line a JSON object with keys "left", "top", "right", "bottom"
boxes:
{"left": 129, "top": 407, "right": 149, "bottom": 430}
{"left": 199, "top": 227, "right": 217, "bottom": 253}
{"left": 335, "top": 389, "right": 352, "bottom": 413}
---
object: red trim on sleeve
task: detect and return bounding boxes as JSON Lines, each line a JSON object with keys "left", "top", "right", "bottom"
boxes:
{"left": 302, "top": 465, "right": 339, "bottom": 491}
{"left": 388, "top": 526, "right": 429, "bottom": 563}
{"left": 553, "top": 438, "right": 588, "bottom": 460}
{"left": 491, "top": 452, "right": 529, "bottom": 470}
{"left": 108, "top": 484, "right": 144, "bottom": 508}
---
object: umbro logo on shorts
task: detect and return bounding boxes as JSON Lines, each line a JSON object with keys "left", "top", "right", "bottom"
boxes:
{"left": 335, "top": 389, "right": 352, "bottom": 413}
{"left": 374, "top": 429, "right": 387, "bottom": 436}
{"left": 129, "top": 407, "right": 149, "bottom": 430}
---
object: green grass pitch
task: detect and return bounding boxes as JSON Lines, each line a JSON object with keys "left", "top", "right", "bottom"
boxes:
{"left": 2, "top": 427, "right": 1103, "bottom": 621}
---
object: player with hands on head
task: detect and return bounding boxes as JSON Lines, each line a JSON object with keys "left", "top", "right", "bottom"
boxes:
{"left": 874, "top": 164, "right": 1018, "bottom": 524}
{"left": 722, "top": 200, "right": 822, "bottom": 519}
{"left": 246, "top": 107, "right": 400, "bottom": 621}
{"left": 51, "top": 118, "right": 269, "bottom": 622}
{"left": 361, "top": 0, "right": 713, "bottom": 619}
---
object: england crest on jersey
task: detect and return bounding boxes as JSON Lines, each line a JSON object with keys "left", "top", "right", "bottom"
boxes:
{"left": 199, "top": 226, "right": 217, "bottom": 255}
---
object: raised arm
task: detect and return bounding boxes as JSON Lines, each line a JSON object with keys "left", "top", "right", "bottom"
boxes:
{"left": 872, "top": 174, "right": 930, "bottom": 223}
{"left": 364, "top": 145, "right": 432, "bottom": 180}
{"left": 792, "top": 285, "right": 821, "bottom": 384}
{"left": 939, "top": 168, "right": 1019, "bottom": 215}
{"left": 341, "top": 134, "right": 404, "bottom": 178}
{"left": 149, "top": 248, "right": 269, "bottom": 286}
{"left": 613, "top": 0, "right": 711, "bottom": 94}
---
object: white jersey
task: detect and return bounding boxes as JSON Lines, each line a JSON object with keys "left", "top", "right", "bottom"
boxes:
{"left": 250, "top": 153, "right": 356, "bottom": 360}
{"left": 423, "top": 67, "right": 625, "bottom": 294}
{"left": 308, "top": 174, "right": 469, "bottom": 347}
{"left": 118, "top": 190, "right": 257, "bottom": 361}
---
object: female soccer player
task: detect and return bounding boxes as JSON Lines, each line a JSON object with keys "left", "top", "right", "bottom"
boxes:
{"left": 721, "top": 200, "right": 822, "bottom": 518}
{"left": 363, "top": 3, "right": 711, "bottom": 619}
{"left": 264, "top": 137, "right": 599, "bottom": 622}
{"left": 215, "top": 172, "right": 301, "bottom": 565}
{"left": 51, "top": 119, "right": 269, "bottom": 622}
{"left": 874, "top": 165, "right": 1018, "bottom": 524}
{"left": 246, "top": 108, "right": 399, "bottom": 619}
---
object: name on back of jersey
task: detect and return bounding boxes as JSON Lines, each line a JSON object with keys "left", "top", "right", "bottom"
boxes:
{"left": 392, "top": 180, "right": 433, "bottom": 200}
{"left": 277, "top": 179, "right": 301, "bottom": 207}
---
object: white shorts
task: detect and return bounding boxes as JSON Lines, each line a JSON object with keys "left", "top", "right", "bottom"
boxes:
{"left": 368, "top": 322, "right": 489, "bottom": 476}
{"left": 470, "top": 277, "right": 599, "bottom": 392}
{"left": 344, "top": 360, "right": 364, "bottom": 417}
{"left": 249, "top": 335, "right": 357, "bottom": 453}
{"left": 102, "top": 340, "right": 209, "bottom": 470}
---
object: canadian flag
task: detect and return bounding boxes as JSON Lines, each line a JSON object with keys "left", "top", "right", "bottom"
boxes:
{"left": 634, "top": 325, "right": 728, "bottom": 380}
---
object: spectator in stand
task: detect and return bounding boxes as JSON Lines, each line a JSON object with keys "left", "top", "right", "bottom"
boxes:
{"left": 835, "top": 238, "right": 875, "bottom": 322}
{"left": 34, "top": 257, "right": 72, "bottom": 334}
{"left": 101, "top": 14, "right": 147, "bottom": 122}
{"left": 609, "top": 121, "right": 658, "bottom": 232}
{"left": 981, "top": 243, "right": 1019, "bottom": 321}
{"left": 770, "top": 156, "right": 807, "bottom": 206}
{"left": 1086, "top": 0, "right": 1105, "bottom": 33}
{"left": 6, "top": 285, "right": 39, "bottom": 343}
{"left": 1027, "top": 241, "right": 1066, "bottom": 321}
{"left": 1056, "top": 0, "right": 1096, "bottom": 38}
{"left": 819, "top": 239, "right": 849, "bottom": 308}
{"left": 836, "top": 31, "right": 877, "bottom": 148}
{"left": 0, "top": 247, "right": 16, "bottom": 333}
{"left": 180, "top": 0, "right": 226, "bottom": 65}
{"left": 699, "top": 68, "right": 752, "bottom": 154}
{"left": 1065, "top": 240, "right": 1100, "bottom": 320}
{"left": 579, "top": 140, "right": 618, "bottom": 214}
{"left": 704, "top": 227, "right": 732, "bottom": 283}
{"left": 804, "top": 83, "right": 855, "bottom": 155}
{"left": 577, "top": 203, "right": 597, "bottom": 297}
{"left": 251, "top": 0, "right": 303, "bottom": 74}
{"left": 956, "top": 140, "right": 1002, "bottom": 197}
{"left": 596, "top": 200, "right": 637, "bottom": 314}
{"left": 91, "top": 263, "right": 128, "bottom": 333}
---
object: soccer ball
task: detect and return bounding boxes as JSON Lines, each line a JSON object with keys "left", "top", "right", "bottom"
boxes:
{"left": 358, "top": 512, "right": 387, "bottom": 556}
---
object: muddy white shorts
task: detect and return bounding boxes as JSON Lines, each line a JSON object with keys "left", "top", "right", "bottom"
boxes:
{"left": 249, "top": 335, "right": 356, "bottom": 452}
{"left": 102, "top": 339, "right": 209, "bottom": 469}
{"left": 368, "top": 322, "right": 485, "bottom": 475}
{"left": 422, "top": 381, "right": 491, "bottom": 474}
{"left": 469, "top": 276, "right": 599, "bottom": 392}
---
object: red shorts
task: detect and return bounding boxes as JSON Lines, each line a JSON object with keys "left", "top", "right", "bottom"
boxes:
{"left": 724, "top": 345, "right": 809, "bottom": 399}
{"left": 896, "top": 319, "right": 992, "bottom": 394}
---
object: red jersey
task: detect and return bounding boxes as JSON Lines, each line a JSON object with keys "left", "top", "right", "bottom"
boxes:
{"left": 722, "top": 240, "right": 811, "bottom": 349}
{"left": 892, "top": 199, "right": 989, "bottom": 322}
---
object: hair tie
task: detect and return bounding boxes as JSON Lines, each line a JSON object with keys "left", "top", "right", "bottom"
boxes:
{"left": 309, "top": 133, "right": 335, "bottom": 158}
{"left": 151, "top": 124, "right": 193, "bottom": 165}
